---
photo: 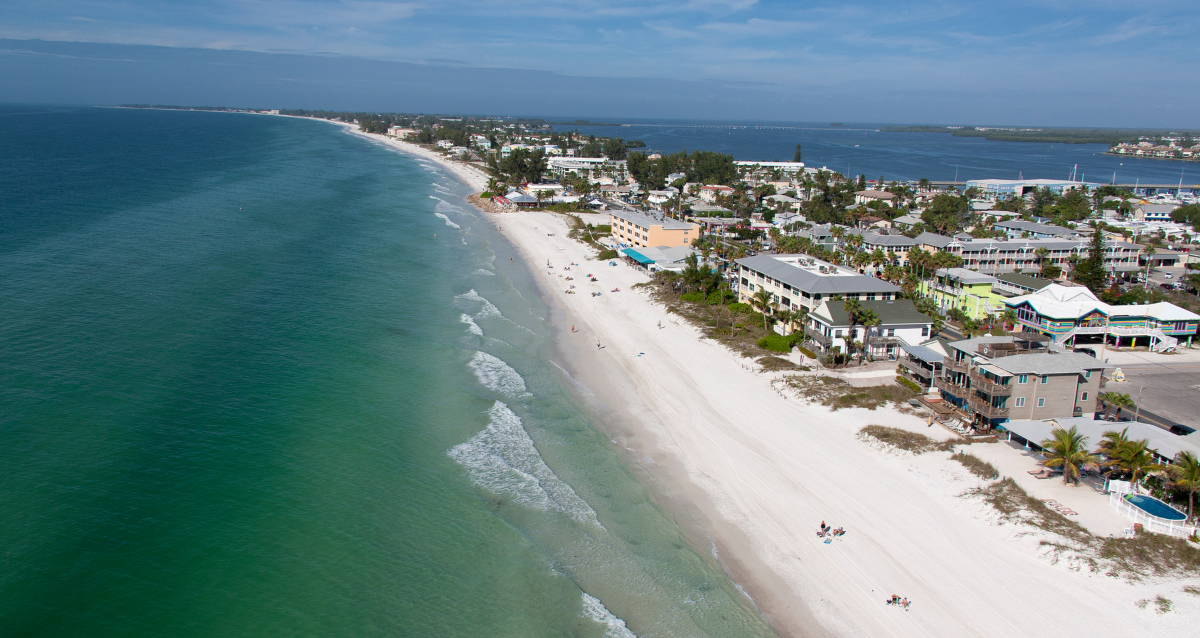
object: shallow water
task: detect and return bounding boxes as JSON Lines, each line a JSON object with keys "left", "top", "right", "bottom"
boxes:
{"left": 0, "top": 106, "right": 777, "bottom": 637}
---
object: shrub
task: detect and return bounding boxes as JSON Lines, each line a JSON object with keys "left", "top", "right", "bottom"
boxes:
{"left": 480, "top": 191, "right": 493, "bottom": 198}
{"left": 707, "top": 290, "right": 735, "bottom": 305}
{"left": 680, "top": 292, "right": 705, "bottom": 302}
{"left": 952, "top": 452, "right": 998, "bottom": 479}
{"left": 597, "top": 249, "right": 618, "bottom": 260}
{"left": 728, "top": 302, "right": 754, "bottom": 314}
{"left": 797, "top": 346, "right": 816, "bottom": 359}
{"left": 757, "top": 333, "right": 799, "bottom": 353}
{"left": 896, "top": 376, "right": 923, "bottom": 393}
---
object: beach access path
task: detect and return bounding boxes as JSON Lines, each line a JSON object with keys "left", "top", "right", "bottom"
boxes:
{"left": 345, "top": 127, "right": 1200, "bottom": 637}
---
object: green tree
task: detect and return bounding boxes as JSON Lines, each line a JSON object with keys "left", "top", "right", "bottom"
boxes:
{"left": 1099, "top": 394, "right": 1136, "bottom": 422}
{"left": 921, "top": 193, "right": 971, "bottom": 234}
{"left": 1039, "top": 426, "right": 1098, "bottom": 485}
{"left": 842, "top": 299, "right": 862, "bottom": 364}
{"left": 750, "top": 288, "right": 774, "bottom": 332}
{"left": 857, "top": 308, "right": 881, "bottom": 364}
{"left": 1169, "top": 451, "right": 1200, "bottom": 522}
{"left": 1110, "top": 439, "right": 1160, "bottom": 487}
{"left": 793, "top": 144, "right": 802, "bottom": 162}
{"left": 1072, "top": 226, "right": 1108, "bottom": 293}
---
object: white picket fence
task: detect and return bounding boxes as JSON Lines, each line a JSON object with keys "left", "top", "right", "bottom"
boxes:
{"left": 1108, "top": 491, "right": 1198, "bottom": 538}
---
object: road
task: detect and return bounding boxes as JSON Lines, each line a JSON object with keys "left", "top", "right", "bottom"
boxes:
{"left": 1106, "top": 361, "right": 1200, "bottom": 434}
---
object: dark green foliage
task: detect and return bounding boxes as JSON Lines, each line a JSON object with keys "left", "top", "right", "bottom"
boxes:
{"left": 756, "top": 333, "right": 800, "bottom": 353}
{"left": 1072, "top": 226, "right": 1108, "bottom": 293}
{"left": 597, "top": 249, "right": 618, "bottom": 260}
{"left": 921, "top": 193, "right": 971, "bottom": 233}
{"left": 1172, "top": 204, "right": 1200, "bottom": 231}
{"left": 627, "top": 150, "right": 737, "bottom": 190}
{"left": 498, "top": 148, "right": 548, "bottom": 183}
{"left": 896, "top": 376, "right": 922, "bottom": 393}
{"left": 728, "top": 302, "right": 754, "bottom": 314}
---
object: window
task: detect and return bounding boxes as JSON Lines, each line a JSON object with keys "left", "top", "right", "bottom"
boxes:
{"left": 887, "top": 328, "right": 896, "bottom": 337}
{"left": 1018, "top": 375, "right": 1028, "bottom": 384}
{"left": 1081, "top": 392, "right": 1089, "bottom": 401}
{"left": 835, "top": 330, "right": 842, "bottom": 337}
{"left": 922, "top": 326, "right": 929, "bottom": 337}
{"left": 1037, "top": 398, "right": 1045, "bottom": 408}
{"left": 1040, "top": 375, "right": 1048, "bottom": 384}
{"left": 1084, "top": 370, "right": 1092, "bottom": 379}
{"left": 1015, "top": 397, "right": 1025, "bottom": 407}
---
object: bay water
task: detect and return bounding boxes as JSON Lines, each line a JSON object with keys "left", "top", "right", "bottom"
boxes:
{"left": 0, "top": 106, "right": 778, "bottom": 637}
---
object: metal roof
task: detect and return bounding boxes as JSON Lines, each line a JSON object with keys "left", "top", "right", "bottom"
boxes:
{"left": 900, "top": 344, "right": 944, "bottom": 363}
{"left": 989, "top": 352, "right": 1109, "bottom": 375}
{"left": 815, "top": 299, "right": 932, "bottom": 327}
{"left": 1001, "top": 417, "right": 1200, "bottom": 461}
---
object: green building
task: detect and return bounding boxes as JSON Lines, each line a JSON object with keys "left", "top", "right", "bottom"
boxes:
{"left": 920, "top": 268, "right": 1009, "bottom": 320}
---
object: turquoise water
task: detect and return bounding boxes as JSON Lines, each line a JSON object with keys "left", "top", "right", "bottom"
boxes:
{"left": 0, "top": 106, "right": 778, "bottom": 637}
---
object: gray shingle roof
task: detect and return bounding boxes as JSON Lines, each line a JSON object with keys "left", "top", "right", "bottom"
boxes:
{"left": 990, "top": 352, "right": 1109, "bottom": 374}
{"left": 914, "top": 232, "right": 953, "bottom": 248}
{"left": 820, "top": 299, "right": 932, "bottom": 327}
{"left": 995, "top": 272, "right": 1053, "bottom": 291}
{"left": 737, "top": 255, "right": 900, "bottom": 295}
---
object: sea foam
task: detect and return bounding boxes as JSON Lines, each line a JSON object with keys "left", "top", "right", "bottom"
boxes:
{"left": 434, "top": 212, "right": 461, "bottom": 229}
{"left": 455, "top": 289, "right": 501, "bottom": 318}
{"left": 461, "top": 313, "right": 483, "bottom": 336}
{"left": 448, "top": 402, "right": 601, "bottom": 526}
{"left": 580, "top": 593, "right": 637, "bottom": 638}
{"left": 474, "top": 269, "right": 495, "bottom": 276}
{"left": 467, "top": 351, "right": 528, "bottom": 397}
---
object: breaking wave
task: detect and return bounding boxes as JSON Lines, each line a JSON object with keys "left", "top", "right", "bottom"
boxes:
{"left": 455, "top": 289, "right": 501, "bottom": 318}
{"left": 461, "top": 313, "right": 483, "bottom": 336}
{"left": 467, "top": 351, "right": 528, "bottom": 397}
{"left": 474, "top": 269, "right": 495, "bottom": 276}
{"left": 448, "top": 402, "right": 601, "bottom": 526}
{"left": 434, "top": 212, "right": 461, "bottom": 228}
{"left": 580, "top": 593, "right": 636, "bottom": 638}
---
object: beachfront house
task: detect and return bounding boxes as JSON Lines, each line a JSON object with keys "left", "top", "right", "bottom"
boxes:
{"left": 898, "top": 340, "right": 948, "bottom": 393}
{"left": 919, "top": 268, "right": 1007, "bottom": 319}
{"left": 609, "top": 209, "right": 698, "bottom": 249}
{"left": 1004, "top": 283, "right": 1200, "bottom": 351}
{"left": 735, "top": 254, "right": 900, "bottom": 334}
{"left": 806, "top": 299, "right": 933, "bottom": 359}
{"left": 936, "top": 335, "right": 1108, "bottom": 431}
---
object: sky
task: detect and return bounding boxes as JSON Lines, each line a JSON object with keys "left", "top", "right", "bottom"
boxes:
{"left": 2, "top": 1, "right": 1199, "bottom": 125}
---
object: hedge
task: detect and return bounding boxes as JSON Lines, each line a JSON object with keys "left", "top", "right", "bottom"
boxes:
{"left": 680, "top": 292, "right": 705, "bottom": 302}
{"left": 797, "top": 346, "right": 816, "bottom": 359}
{"left": 597, "top": 249, "right": 618, "bottom": 260}
{"left": 757, "top": 333, "right": 801, "bottom": 353}
{"left": 896, "top": 376, "right": 923, "bottom": 393}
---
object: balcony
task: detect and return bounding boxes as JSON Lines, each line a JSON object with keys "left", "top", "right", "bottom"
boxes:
{"left": 902, "top": 360, "right": 934, "bottom": 380}
{"left": 805, "top": 327, "right": 832, "bottom": 348}
{"left": 935, "top": 376, "right": 968, "bottom": 399}
{"left": 968, "top": 396, "right": 1010, "bottom": 420}
{"left": 943, "top": 357, "right": 970, "bottom": 374}
{"left": 968, "top": 372, "right": 1013, "bottom": 396}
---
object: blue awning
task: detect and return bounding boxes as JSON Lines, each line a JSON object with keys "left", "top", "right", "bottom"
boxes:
{"left": 621, "top": 248, "right": 655, "bottom": 265}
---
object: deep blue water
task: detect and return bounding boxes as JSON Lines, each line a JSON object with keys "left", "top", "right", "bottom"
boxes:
{"left": 553, "top": 121, "right": 1196, "bottom": 185}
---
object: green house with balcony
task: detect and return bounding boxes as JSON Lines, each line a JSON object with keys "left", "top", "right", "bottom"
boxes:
{"left": 920, "top": 268, "right": 1008, "bottom": 320}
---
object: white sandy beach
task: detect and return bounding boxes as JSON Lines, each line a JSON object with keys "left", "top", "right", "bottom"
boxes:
{"left": 350, "top": 126, "right": 1200, "bottom": 637}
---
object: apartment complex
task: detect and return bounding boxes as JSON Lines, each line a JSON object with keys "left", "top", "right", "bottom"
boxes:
{"left": 609, "top": 210, "right": 698, "bottom": 248}
{"left": 936, "top": 336, "right": 1107, "bottom": 429}
{"left": 736, "top": 255, "right": 900, "bottom": 315}
{"left": 1006, "top": 284, "right": 1200, "bottom": 351}
{"left": 920, "top": 268, "right": 1007, "bottom": 319}
{"left": 943, "top": 236, "right": 1142, "bottom": 275}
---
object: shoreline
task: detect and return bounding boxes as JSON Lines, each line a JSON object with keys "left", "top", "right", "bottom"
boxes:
{"left": 339, "top": 124, "right": 1199, "bottom": 637}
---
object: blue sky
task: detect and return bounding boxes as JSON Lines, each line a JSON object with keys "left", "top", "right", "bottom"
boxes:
{"left": 2, "top": 1, "right": 1199, "bottom": 125}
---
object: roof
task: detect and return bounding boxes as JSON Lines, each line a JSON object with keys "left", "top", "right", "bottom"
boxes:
{"left": 504, "top": 191, "right": 537, "bottom": 203}
{"left": 861, "top": 231, "right": 919, "bottom": 247}
{"left": 1002, "top": 417, "right": 1200, "bottom": 460}
{"left": 737, "top": 255, "right": 900, "bottom": 295}
{"left": 993, "top": 220, "right": 1078, "bottom": 237}
{"left": 856, "top": 189, "right": 896, "bottom": 199}
{"left": 610, "top": 209, "right": 696, "bottom": 231}
{"left": 815, "top": 299, "right": 932, "bottom": 327}
{"left": 893, "top": 214, "right": 923, "bottom": 225}
{"left": 1004, "top": 284, "right": 1200, "bottom": 322}
{"left": 995, "top": 272, "right": 1053, "bottom": 291}
{"left": 621, "top": 245, "right": 698, "bottom": 265}
{"left": 901, "top": 344, "right": 944, "bottom": 363}
{"left": 989, "top": 352, "right": 1108, "bottom": 375}
{"left": 620, "top": 248, "right": 655, "bottom": 264}
{"left": 914, "top": 232, "right": 954, "bottom": 248}
{"left": 935, "top": 267, "right": 997, "bottom": 285}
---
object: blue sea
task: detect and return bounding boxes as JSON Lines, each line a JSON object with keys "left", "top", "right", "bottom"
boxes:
{"left": 554, "top": 121, "right": 1197, "bottom": 186}
{"left": 0, "top": 106, "right": 779, "bottom": 637}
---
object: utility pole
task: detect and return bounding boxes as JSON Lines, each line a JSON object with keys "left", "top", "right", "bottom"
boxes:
{"left": 1133, "top": 385, "right": 1143, "bottom": 423}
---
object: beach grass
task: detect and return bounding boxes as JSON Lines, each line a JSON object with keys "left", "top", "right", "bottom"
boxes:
{"left": 951, "top": 452, "right": 998, "bottom": 480}
{"left": 790, "top": 377, "right": 917, "bottom": 411}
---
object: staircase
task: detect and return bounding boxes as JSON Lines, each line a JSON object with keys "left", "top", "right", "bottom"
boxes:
{"left": 1054, "top": 326, "right": 1178, "bottom": 353}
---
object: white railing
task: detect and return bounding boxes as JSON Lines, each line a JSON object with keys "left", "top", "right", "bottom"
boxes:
{"left": 1055, "top": 325, "right": 1178, "bottom": 352}
{"left": 1108, "top": 491, "right": 1197, "bottom": 538}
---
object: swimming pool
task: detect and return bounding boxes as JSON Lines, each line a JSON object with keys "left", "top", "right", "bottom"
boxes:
{"left": 1124, "top": 494, "right": 1187, "bottom": 521}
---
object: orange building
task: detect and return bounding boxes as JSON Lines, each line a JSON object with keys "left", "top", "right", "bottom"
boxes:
{"left": 610, "top": 210, "right": 698, "bottom": 248}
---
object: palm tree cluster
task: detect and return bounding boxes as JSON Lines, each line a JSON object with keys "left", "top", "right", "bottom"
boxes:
{"left": 1041, "top": 425, "right": 1200, "bottom": 522}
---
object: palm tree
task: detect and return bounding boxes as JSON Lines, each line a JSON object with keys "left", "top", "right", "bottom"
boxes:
{"left": 1000, "top": 308, "right": 1017, "bottom": 332}
{"left": 857, "top": 308, "right": 881, "bottom": 364}
{"left": 842, "top": 299, "right": 862, "bottom": 364}
{"left": 1040, "top": 426, "right": 1098, "bottom": 485}
{"left": 1098, "top": 426, "right": 1131, "bottom": 455}
{"left": 1110, "top": 438, "right": 1160, "bottom": 489}
{"left": 1099, "top": 392, "right": 1136, "bottom": 421}
{"left": 1169, "top": 451, "right": 1200, "bottom": 522}
{"left": 750, "top": 288, "right": 774, "bottom": 332}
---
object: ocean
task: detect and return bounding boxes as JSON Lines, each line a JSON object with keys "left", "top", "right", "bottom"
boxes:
{"left": 0, "top": 106, "right": 778, "bottom": 637}
{"left": 553, "top": 121, "right": 1196, "bottom": 185}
